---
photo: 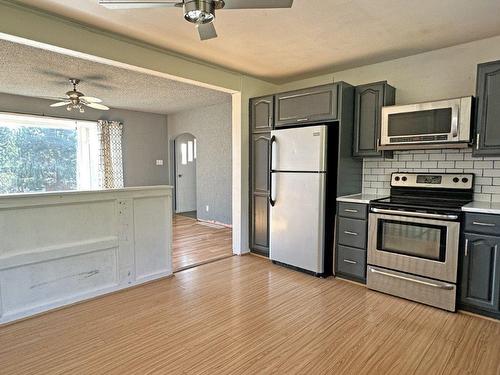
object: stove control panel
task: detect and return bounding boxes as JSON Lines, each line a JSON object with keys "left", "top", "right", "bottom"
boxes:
{"left": 391, "top": 173, "right": 474, "bottom": 190}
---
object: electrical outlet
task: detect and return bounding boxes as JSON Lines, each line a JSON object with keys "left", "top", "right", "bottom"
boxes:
{"left": 205, "top": 205, "right": 209, "bottom": 212}
{"left": 155, "top": 159, "right": 164, "bottom": 166}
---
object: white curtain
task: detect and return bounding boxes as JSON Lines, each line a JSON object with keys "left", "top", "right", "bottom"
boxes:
{"left": 97, "top": 120, "right": 124, "bottom": 189}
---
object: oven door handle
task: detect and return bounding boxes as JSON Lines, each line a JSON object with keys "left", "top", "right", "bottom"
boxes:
{"left": 370, "top": 207, "right": 458, "bottom": 220}
{"left": 369, "top": 268, "right": 455, "bottom": 290}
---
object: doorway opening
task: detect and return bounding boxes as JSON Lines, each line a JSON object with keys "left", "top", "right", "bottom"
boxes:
{"left": 174, "top": 133, "right": 197, "bottom": 218}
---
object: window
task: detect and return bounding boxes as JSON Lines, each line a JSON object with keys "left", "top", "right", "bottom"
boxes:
{"left": 181, "top": 142, "right": 188, "bottom": 165}
{"left": 0, "top": 113, "right": 99, "bottom": 194}
{"left": 188, "top": 141, "right": 194, "bottom": 162}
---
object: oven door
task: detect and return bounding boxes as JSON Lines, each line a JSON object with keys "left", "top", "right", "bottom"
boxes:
{"left": 380, "top": 97, "right": 471, "bottom": 149}
{"left": 368, "top": 211, "right": 460, "bottom": 282}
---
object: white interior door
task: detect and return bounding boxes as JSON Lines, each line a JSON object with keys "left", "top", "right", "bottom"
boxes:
{"left": 175, "top": 134, "right": 197, "bottom": 213}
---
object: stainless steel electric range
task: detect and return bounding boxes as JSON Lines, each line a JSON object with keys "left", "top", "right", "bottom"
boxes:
{"left": 367, "top": 172, "right": 474, "bottom": 311}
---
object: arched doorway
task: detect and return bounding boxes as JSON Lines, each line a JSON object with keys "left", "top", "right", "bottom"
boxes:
{"left": 174, "top": 133, "right": 197, "bottom": 217}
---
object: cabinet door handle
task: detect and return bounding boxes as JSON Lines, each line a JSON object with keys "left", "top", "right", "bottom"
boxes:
{"left": 344, "top": 231, "right": 358, "bottom": 236}
{"left": 476, "top": 133, "right": 480, "bottom": 150}
{"left": 343, "top": 259, "right": 357, "bottom": 265}
{"left": 465, "top": 238, "right": 469, "bottom": 257}
{"left": 296, "top": 118, "right": 309, "bottom": 122}
{"left": 344, "top": 209, "right": 359, "bottom": 213}
{"left": 472, "top": 221, "right": 496, "bottom": 227}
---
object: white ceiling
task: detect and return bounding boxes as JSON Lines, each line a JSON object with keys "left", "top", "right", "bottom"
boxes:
{"left": 0, "top": 39, "right": 231, "bottom": 114}
{"left": 12, "top": 0, "right": 500, "bottom": 82}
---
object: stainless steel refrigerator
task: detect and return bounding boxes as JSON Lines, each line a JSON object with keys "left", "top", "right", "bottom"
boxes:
{"left": 269, "top": 125, "right": 329, "bottom": 275}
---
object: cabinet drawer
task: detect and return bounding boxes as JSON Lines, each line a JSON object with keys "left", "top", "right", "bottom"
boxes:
{"left": 338, "top": 202, "right": 367, "bottom": 219}
{"left": 337, "top": 217, "right": 367, "bottom": 249}
{"left": 464, "top": 213, "right": 500, "bottom": 236}
{"left": 337, "top": 245, "right": 366, "bottom": 280}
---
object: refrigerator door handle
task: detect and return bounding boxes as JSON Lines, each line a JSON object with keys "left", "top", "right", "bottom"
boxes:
{"left": 269, "top": 135, "right": 277, "bottom": 206}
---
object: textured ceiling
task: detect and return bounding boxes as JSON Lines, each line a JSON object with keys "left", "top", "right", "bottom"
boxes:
{"left": 0, "top": 39, "right": 231, "bottom": 114}
{"left": 11, "top": 0, "right": 500, "bottom": 82}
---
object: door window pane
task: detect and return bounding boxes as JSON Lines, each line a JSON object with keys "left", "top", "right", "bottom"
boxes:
{"left": 188, "top": 141, "right": 193, "bottom": 162}
{"left": 181, "top": 143, "right": 187, "bottom": 165}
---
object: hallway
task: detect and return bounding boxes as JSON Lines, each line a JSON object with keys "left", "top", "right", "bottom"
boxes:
{"left": 172, "top": 214, "right": 233, "bottom": 271}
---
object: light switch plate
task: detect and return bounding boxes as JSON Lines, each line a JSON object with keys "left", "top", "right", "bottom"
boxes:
{"left": 156, "top": 159, "right": 164, "bottom": 166}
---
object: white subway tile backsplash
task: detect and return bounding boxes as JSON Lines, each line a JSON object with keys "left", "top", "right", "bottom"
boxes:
{"left": 455, "top": 161, "right": 474, "bottom": 169}
{"left": 484, "top": 169, "right": 500, "bottom": 177}
{"left": 421, "top": 161, "right": 438, "bottom": 169}
{"left": 475, "top": 177, "right": 493, "bottom": 185}
{"left": 362, "top": 149, "right": 500, "bottom": 202}
{"left": 446, "top": 153, "right": 464, "bottom": 161}
{"left": 413, "top": 154, "right": 429, "bottom": 161}
{"left": 474, "top": 161, "right": 493, "bottom": 169}
{"left": 482, "top": 185, "right": 500, "bottom": 194}
{"left": 429, "top": 154, "right": 446, "bottom": 160}
{"left": 398, "top": 154, "right": 413, "bottom": 161}
{"left": 437, "top": 161, "right": 455, "bottom": 169}
{"left": 406, "top": 161, "right": 421, "bottom": 168}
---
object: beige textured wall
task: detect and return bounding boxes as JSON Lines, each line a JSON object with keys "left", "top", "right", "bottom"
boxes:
{"left": 168, "top": 102, "right": 232, "bottom": 225}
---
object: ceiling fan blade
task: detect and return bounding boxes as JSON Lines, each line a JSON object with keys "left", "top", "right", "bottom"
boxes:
{"left": 220, "top": 0, "right": 293, "bottom": 9}
{"left": 81, "top": 96, "right": 103, "bottom": 103}
{"left": 197, "top": 22, "right": 217, "bottom": 41}
{"left": 85, "top": 102, "right": 110, "bottom": 111}
{"left": 50, "top": 101, "right": 71, "bottom": 107}
{"left": 99, "top": 0, "right": 181, "bottom": 9}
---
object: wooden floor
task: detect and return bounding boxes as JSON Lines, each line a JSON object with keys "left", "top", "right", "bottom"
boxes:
{"left": 0, "top": 256, "right": 499, "bottom": 375}
{"left": 172, "top": 214, "right": 233, "bottom": 271}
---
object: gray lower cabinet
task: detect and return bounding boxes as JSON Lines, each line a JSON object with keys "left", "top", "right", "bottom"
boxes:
{"left": 353, "top": 81, "right": 395, "bottom": 157}
{"left": 251, "top": 96, "right": 274, "bottom": 133}
{"left": 473, "top": 60, "right": 500, "bottom": 156}
{"left": 275, "top": 84, "right": 339, "bottom": 127}
{"left": 460, "top": 221, "right": 500, "bottom": 319}
{"left": 335, "top": 202, "right": 368, "bottom": 283}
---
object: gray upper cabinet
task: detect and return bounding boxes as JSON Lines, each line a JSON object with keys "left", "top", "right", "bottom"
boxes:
{"left": 460, "top": 233, "right": 500, "bottom": 314}
{"left": 252, "top": 135, "right": 270, "bottom": 193}
{"left": 353, "top": 81, "right": 395, "bottom": 157}
{"left": 250, "top": 97, "right": 273, "bottom": 257}
{"left": 251, "top": 96, "right": 274, "bottom": 132}
{"left": 275, "top": 84, "right": 339, "bottom": 127}
{"left": 473, "top": 60, "right": 500, "bottom": 156}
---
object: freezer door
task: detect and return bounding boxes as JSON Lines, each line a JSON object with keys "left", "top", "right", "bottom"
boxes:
{"left": 271, "top": 125, "right": 327, "bottom": 172}
{"left": 270, "top": 172, "right": 326, "bottom": 273}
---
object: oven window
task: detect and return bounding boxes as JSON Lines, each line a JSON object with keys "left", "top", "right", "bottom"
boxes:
{"left": 377, "top": 219, "right": 447, "bottom": 261}
{"left": 388, "top": 108, "right": 452, "bottom": 136}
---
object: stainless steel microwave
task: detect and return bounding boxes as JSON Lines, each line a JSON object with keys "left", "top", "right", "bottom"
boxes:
{"left": 380, "top": 96, "right": 473, "bottom": 150}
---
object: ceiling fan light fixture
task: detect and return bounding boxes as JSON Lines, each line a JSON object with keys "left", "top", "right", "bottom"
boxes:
{"left": 184, "top": 0, "right": 215, "bottom": 24}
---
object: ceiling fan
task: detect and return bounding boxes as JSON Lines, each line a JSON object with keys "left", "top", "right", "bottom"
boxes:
{"left": 50, "top": 79, "right": 110, "bottom": 113}
{"left": 98, "top": 0, "right": 294, "bottom": 40}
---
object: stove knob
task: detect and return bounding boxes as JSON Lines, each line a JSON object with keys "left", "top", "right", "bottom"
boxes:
{"left": 453, "top": 177, "right": 460, "bottom": 183}
{"left": 395, "top": 176, "right": 400, "bottom": 181}
{"left": 402, "top": 176, "right": 407, "bottom": 182}
{"left": 462, "top": 177, "right": 469, "bottom": 183}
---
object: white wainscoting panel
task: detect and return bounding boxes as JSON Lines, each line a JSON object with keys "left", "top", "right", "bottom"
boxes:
{"left": 0, "top": 186, "right": 173, "bottom": 324}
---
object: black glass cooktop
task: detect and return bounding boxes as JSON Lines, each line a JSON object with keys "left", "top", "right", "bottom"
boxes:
{"left": 371, "top": 195, "right": 472, "bottom": 213}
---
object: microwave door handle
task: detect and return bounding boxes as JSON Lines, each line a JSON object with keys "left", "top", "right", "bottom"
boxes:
{"left": 451, "top": 105, "right": 459, "bottom": 138}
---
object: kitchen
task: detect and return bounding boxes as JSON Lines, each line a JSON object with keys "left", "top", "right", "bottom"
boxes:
{"left": 249, "top": 59, "right": 500, "bottom": 321}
